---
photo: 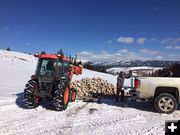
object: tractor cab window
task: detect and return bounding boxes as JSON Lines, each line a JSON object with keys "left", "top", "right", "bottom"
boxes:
{"left": 57, "top": 60, "right": 70, "bottom": 77}
{"left": 63, "top": 61, "right": 70, "bottom": 75}
{"left": 38, "top": 59, "right": 56, "bottom": 76}
{"left": 63, "top": 61, "right": 70, "bottom": 80}
{"left": 57, "top": 60, "right": 63, "bottom": 76}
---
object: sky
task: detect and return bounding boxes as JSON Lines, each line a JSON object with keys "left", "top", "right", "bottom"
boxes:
{"left": 0, "top": 0, "right": 180, "bottom": 61}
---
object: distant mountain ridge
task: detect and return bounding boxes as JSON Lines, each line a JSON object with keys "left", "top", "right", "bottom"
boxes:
{"left": 86, "top": 60, "right": 180, "bottom": 68}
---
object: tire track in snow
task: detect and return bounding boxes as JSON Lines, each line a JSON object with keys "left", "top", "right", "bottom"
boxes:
{"left": 68, "top": 102, "right": 165, "bottom": 135}
{"left": 0, "top": 96, "right": 178, "bottom": 135}
{"left": 0, "top": 96, "right": 61, "bottom": 135}
{"left": 0, "top": 95, "right": 89, "bottom": 135}
{"left": 58, "top": 101, "right": 89, "bottom": 134}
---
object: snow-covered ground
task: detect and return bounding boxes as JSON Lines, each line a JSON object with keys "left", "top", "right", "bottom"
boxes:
{"left": 0, "top": 50, "right": 180, "bottom": 135}
{"left": 0, "top": 50, "right": 37, "bottom": 95}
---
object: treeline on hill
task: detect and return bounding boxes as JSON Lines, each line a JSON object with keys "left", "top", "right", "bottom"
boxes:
{"left": 154, "top": 63, "right": 180, "bottom": 77}
{"left": 83, "top": 61, "right": 108, "bottom": 73}
{"left": 83, "top": 61, "right": 180, "bottom": 77}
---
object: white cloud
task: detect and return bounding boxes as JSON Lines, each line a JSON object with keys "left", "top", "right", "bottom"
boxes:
{"left": 148, "top": 38, "right": 158, "bottom": 42}
{"left": 156, "top": 55, "right": 163, "bottom": 60}
{"left": 169, "top": 54, "right": 176, "bottom": 57}
{"left": 107, "top": 40, "right": 112, "bottom": 44}
{"left": 77, "top": 49, "right": 144, "bottom": 62}
{"left": 165, "top": 45, "right": 180, "bottom": 50}
{"left": 117, "top": 37, "right": 134, "bottom": 44}
{"left": 116, "top": 36, "right": 147, "bottom": 44}
{"left": 174, "top": 46, "right": 180, "bottom": 50}
{"left": 136, "top": 38, "right": 146, "bottom": 44}
{"left": 139, "top": 49, "right": 160, "bottom": 55}
{"left": 115, "top": 37, "right": 180, "bottom": 46}
{"left": 161, "top": 37, "right": 180, "bottom": 44}
{"left": 118, "top": 49, "right": 129, "bottom": 53}
{"left": 173, "top": 38, "right": 180, "bottom": 44}
{"left": 161, "top": 38, "right": 174, "bottom": 44}
{"left": 78, "top": 51, "right": 93, "bottom": 56}
{"left": 77, "top": 47, "right": 179, "bottom": 62}
{"left": 77, "top": 49, "right": 162, "bottom": 62}
{"left": 165, "top": 45, "right": 173, "bottom": 50}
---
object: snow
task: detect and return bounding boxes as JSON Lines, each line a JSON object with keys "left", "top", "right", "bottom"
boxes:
{"left": 0, "top": 50, "right": 36, "bottom": 95}
{"left": 0, "top": 50, "right": 180, "bottom": 135}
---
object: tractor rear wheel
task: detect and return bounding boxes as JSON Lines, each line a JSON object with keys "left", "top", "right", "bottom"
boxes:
{"left": 24, "top": 79, "right": 41, "bottom": 109}
{"left": 53, "top": 81, "right": 70, "bottom": 111}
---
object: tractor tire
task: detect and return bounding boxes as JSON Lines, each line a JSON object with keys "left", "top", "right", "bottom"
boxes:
{"left": 154, "top": 93, "right": 177, "bottom": 114}
{"left": 24, "top": 79, "right": 41, "bottom": 109}
{"left": 70, "top": 88, "right": 77, "bottom": 102}
{"left": 53, "top": 81, "right": 70, "bottom": 111}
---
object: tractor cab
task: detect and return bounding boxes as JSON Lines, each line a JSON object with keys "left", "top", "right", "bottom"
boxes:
{"left": 33, "top": 53, "right": 71, "bottom": 83}
{"left": 36, "top": 58, "right": 70, "bottom": 83}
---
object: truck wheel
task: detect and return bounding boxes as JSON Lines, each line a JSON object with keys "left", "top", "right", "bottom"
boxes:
{"left": 24, "top": 80, "right": 41, "bottom": 109}
{"left": 53, "top": 81, "right": 70, "bottom": 111}
{"left": 154, "top": 93, "right": 177, "bottom": 114}
{"left": 70, "top": 88, "right": 77, "bottom": 102}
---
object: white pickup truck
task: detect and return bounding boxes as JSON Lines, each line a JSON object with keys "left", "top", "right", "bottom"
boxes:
{"left": 129, "top": 77, "right": 180, "bottom": 114}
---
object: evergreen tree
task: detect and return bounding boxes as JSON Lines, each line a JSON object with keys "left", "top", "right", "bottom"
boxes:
{"left": 69, "top": 55, "right": 72, "bottom": 63}
{"left": 41, "top": 51, "right": 46, "bottom": 54}
{"left": 57, "top": 49, "right": 64, "bottom": 57}
{"left": 6, "top": 47, "right": 11, "bottom": 51}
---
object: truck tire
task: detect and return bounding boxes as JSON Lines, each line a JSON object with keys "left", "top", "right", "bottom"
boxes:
{"left": 70, "top": 88, "right": 77, "bottom": 102}
{"left": 24, "top": 79, "right": 41, "bottom": 109}
{"left": 154, "top": 93, "right": 177, "bottom": 114}
{"left": 53, "top": 81, "right": 70, "bottom": 111}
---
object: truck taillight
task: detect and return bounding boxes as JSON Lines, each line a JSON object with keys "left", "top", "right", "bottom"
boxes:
{"left": 134, "top": 79, "right": 140, "bottom": 89}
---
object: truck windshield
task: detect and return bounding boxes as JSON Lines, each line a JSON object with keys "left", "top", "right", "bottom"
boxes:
{"left": 37, "top": 59, "right": 56, "bottom": 76}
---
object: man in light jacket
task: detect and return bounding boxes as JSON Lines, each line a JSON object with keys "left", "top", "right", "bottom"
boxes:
{"left": 116, "top": 71, "right": 125, "bottom": 102}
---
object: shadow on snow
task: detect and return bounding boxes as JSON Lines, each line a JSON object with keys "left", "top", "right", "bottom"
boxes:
{"left": 15, "top": 92, "right": 180, "bottom": 113}
{"left": 83, "top": 94, "right": 180, "bottom": 114}
{"left": 15, "top": 92, "right": 55, "bottom": 111}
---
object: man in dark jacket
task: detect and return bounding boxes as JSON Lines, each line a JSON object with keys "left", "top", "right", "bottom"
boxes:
{"left": 116, "top": 71, "right": 125, "bottom": 102}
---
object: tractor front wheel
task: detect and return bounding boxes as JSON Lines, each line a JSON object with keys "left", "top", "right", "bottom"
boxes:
{"left": 24, "top": 79, "right": 41, "bottom": 109}
{"left": 53, "top": 81, "right": 70, "bottom": 111}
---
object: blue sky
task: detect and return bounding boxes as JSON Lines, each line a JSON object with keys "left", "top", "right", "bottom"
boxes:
{"left": 0, "top": 0, "right": 180, "bottom": 61}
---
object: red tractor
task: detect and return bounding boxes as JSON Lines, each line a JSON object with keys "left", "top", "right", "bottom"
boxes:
{"left": 24, "top": 52, "right": 83, "bottom": 111}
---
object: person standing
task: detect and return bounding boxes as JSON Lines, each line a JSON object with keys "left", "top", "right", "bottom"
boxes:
{"left": 116, "top": 72, "right": 125, "bottom": 102}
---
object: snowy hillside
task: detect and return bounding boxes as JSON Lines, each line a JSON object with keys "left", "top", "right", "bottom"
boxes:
{"left": 0, "top": 50, "right": 37, "bottom": 95}
{"left": 0, "top": 50, "right": 180, "bottom": 135}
